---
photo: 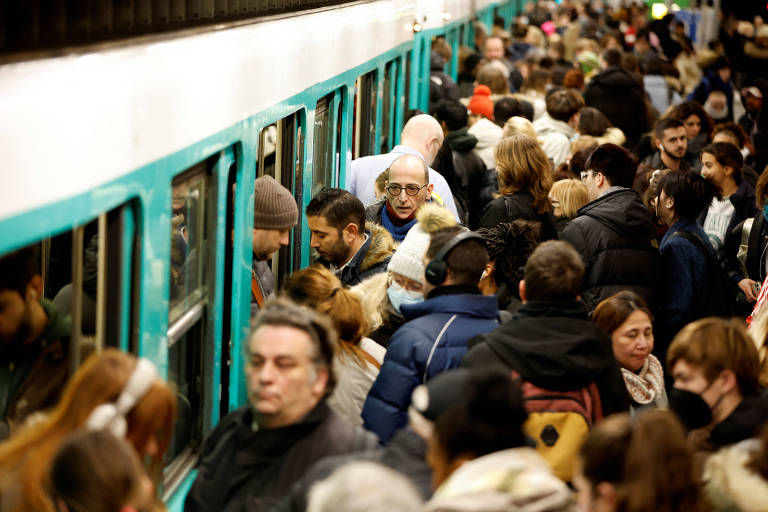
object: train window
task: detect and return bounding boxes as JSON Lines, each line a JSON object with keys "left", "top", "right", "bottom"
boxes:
{"left": 405, "top": 50, "right": 412, "bottom": 112}
{"left": 256, "top": 113, "right": 304, "bottom": 292}
{"left": 0, "top": 203, "right": 138, "bottom": 439}
{"left": 169, "top": 168, "right": 209, "bottom": 323}
{"left": 312, "top": 95, "right": 334, "bottom": 196}
{"left": 164, "top": 159, "right": 217, "bottom": 492}
{"left": 380, "top": 61, "right": 395, "bottom": 154}
{"left": 353, "top": 70, "right": 377, "bottom": 159}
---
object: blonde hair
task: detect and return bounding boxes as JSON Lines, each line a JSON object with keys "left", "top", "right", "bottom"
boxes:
{"left": 550, "top": 179, "right": 589, "bottom": 218}
{"left": 283, "top": 265, "right": 371, "bottom": 368}
{"left": 571, "top": 135, "right": 598, "bottom": 155}
{"left": 0, "top": 350, "right": 176, "bottom": 512}
{"left": 502, "top": 116, "right": 536, "bottom": 139}
{"left": 495, "top": 135, "right": 553, "bottom": 214}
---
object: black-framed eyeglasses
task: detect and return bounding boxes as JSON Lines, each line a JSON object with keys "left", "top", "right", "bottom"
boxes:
{"left": 386, "top": 183, "right": 428, "bottom": 196}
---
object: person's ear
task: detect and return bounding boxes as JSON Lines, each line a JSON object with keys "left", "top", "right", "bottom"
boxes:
{"left": 596, "top": 482, "right": 617, "bottom": 508}
{"left": 724, "top": 165, "right": 735, "bottom": 178}
{"left": 342, "top": 222, "right": 359, "bottom": 243}
{"left": 27, "top": 275, "right": 43, "bottom": 302}
{"left": 718, "top": 369, "right": 738, "bottom": 395}
{"left": 519, "top": 280, "right": 527, "bottom": 303}
{"left": 311, "top": 366, "right": 329, "bottom": 398}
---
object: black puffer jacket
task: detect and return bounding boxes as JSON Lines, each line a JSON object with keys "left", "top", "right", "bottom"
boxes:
{"left": 561, "top": 188, "right": 659, "bottom": 313}
{"left": 583, "top": 67, "right": 649, "bottom": 149}
{"left": 478, "top": 191, "right": 558, "bottom": 241}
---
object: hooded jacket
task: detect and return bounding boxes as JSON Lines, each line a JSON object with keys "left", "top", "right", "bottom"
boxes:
{"left": 444, "top": 128, "right": 488, "bottom": 229}
{"left": 704, "top": 438, "right": 768, "bottom": 512}
{"left": 560, "top": 189, "right": 659, "bottom": 313}
{"left": 583, "top": 67, "right": 649, "bottom": 148}
{"left": 462, "top": 300, "right": 630, "bottom": 416}
{"left": 429, "top": 51, "right": 460, "bottom": 112}
{"left": 185, "top": 402, "right": 377, "bottom": 512}
{"left": 533, "top": 113, "right": 576, "bottom": 167}
{"left": 467, "top": 118, "right": 503, "bottom": 171}
{"left": 316, "top": 223, "right": 394, "bottom": 287}
{"left": 361, "top": 287, "right": 500, "bottom": 444}
{"left": 424, "top": 448, "right": 576, "bottom": 512}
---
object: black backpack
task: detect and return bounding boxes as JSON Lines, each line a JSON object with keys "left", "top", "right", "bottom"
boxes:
{"left": 671, "top": 231, "right": 743, "bottom": 318}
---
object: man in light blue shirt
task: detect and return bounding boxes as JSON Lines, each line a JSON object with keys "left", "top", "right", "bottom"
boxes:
{"left": 348, "top": 114, "right": 459, "bottom": 218}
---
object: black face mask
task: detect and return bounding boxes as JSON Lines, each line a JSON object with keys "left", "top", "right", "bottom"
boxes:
{"left": 668, "top": 388, "right": 713, "bottom": 431}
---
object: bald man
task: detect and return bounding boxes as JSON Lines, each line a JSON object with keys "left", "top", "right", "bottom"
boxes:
{"left": 348, "top": 114, "right": 458, "bottom": 218}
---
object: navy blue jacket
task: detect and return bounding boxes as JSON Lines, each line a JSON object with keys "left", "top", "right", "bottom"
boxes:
{"left": 654, "top": 218, "right": 714, "bottom": 358}
{"left": 361, "top": 286, "right": 499, "bottom": 444}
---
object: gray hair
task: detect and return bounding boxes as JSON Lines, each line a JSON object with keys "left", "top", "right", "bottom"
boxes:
{"left": 307, "top": 462, "right": 423, "bottom": 512}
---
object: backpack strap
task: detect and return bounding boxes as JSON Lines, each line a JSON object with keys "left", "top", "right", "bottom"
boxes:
{"left": 671, "top": 230, "right": 713, "bottom": 263}
{"left": 738, "top": 217, "right": 755, "bottom": 276}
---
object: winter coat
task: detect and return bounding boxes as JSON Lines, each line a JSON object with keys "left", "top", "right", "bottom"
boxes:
{"left": 644, "top": 74, "right": 682, "bottom": 116}
{"left": 429, "top": 52, "right": 461, "bottom": 112}
{"left": 478, "top": 190, "right": 558, "bottom": 241}
{"left": 589, "top": 126, "right": 626, "bottom": 146}
{"left": 583, "top": 67, "right": 649, "bottom": 148}
{"left": 703, "top": 438, "right": 768, "bottom": 512}
{"left": 462, "top": 300, "right": 630, "bottom": 416}
{"left": 424, "top": 448, "right": 576, "bottom": 512}
{"left": 533, "top": 113, "right": 576, "bottom": 168}
{"left": 276, "top": 428, "right": 432, "bottom": 512}
{"left": 361, "top": 286, "right": 500, "bottom": 444}
{"left": 251, "top": 260, "right": 275, "bottom": 316}
{"left": 467, "top": 118, "right": 503, "bottom": 171}
{"left": 653, "top": 218, "right": 713, "bottom": 358}
{"left": 560, "top": 188, "right": 659, "bottom": 313}
{"left": 316, "top": 223, "right": 394, "bottom": 287}
{"left": 697, "top": 180, "right": 757, "bottom": 261}
{"left": 327, "top": 338, "right": 385, "bottom": 426}
{"left": 0, "top": 299, "right": 72, "bottom": 439}
{"left": 444, "top": 128, "right": 489, "bottom": 229}
{"left": 184, "top": 402, "right": 377, "bottom": 512}
{"left": 725, "top": 211, "right": 768, "bottom": 285}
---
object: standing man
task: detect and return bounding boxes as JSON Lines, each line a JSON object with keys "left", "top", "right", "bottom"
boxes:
{"left": 251, "top": 175, "right": 298, "bottom": 314}
{"left": 185, "top": 299, "right": 377, "bottom": 512}
{"left": 365, "top": 155, "right": 434, "bottom": 241}
{"left": 561, "top": 144, "right": 658, "bottom": 313}
{"left": 348, "top": 114, "right": 458, "bottom": 218}
{"left": 641, "top": 118, "right": 690, "bottom": 172}
{"left": 362, "top": 226, "right": 499, "bottom": 444}
{"left": 306, "top": 188, "right": 394, "bottom": 287}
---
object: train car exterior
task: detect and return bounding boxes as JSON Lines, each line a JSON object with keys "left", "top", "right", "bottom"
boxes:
{"left": 0, "top": 0, "right": 521, "bottom": 507}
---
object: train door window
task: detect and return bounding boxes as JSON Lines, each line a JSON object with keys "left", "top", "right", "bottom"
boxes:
{"left": 165, "top": 160, "right": 216, "bottom": 488}
{"left": 312, "top": 95, "right": 334, "bottom": 196}
{"left": 353, "top": 70, "right": 377, "bottom": 159}
{"left": 380, "top": 61, "right": 395, "bottom": 154}
{"left": 334, "top": 92, "right": 344, "bottom": 185}
{"left": 256, "top": 112, "right": 304, "bottom": 291}
{"left": 0, "top": 203, "right": 138, "bottom": 438}
{"left": 404, "top": 50, "right": 412, "bottom": 111}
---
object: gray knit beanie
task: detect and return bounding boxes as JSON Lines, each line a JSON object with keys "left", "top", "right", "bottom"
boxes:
{"left": 253, "top": 175, "right": 298, "bottom": 230}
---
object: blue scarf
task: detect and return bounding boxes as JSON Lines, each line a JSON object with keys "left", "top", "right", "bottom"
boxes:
{"left": 382, "top": 206, "right": 417, "bottom": 241}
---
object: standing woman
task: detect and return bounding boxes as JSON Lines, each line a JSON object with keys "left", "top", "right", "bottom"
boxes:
{"left": 593, "top": 291, "right": 668, "bottom": 414}
{"left": 0, "top": 350, "right": 176, "bottom": 512}
{"left": 699, "top": 142, "right": 757, "bottom": 263}
{"left": 283, "top": 265, "right": 385, "bottom": 425}
{"left": 654, "top": 171, "right": 721, "bottom": 358}
{"left": 478, "top": 135, "right": 556, "bottom": 240}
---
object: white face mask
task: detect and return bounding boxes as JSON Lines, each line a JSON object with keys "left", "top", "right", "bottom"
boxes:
{"left": 387, "top": 281, "right": 424, "bottom": 313}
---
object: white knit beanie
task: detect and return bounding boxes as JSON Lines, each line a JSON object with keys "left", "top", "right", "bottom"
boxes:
{"left": 386, "top": 223, "right": 431, "bottom": 282}
{"left": 386, "top": 203, "right": 456, "bottom": 282}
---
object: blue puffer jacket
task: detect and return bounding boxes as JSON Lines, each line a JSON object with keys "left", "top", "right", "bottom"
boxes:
{"left": 362, "top": 287, "right": 500, "bottom": 444}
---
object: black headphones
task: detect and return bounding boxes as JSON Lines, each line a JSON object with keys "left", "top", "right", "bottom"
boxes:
{"left": 424, "top": 231, "right": 485, "bottom": 285}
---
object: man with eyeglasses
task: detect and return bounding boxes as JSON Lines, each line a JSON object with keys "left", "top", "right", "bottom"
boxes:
{"left": 561, "top": 143, "right": 658, "bottom": 314}
{"left": 364, "top": 154, "right": 436, "bottom": 241}
{"left": 348, "top": 114, "right": 458, "bottom": 219}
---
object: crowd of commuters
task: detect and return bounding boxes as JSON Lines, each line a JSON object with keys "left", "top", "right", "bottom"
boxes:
{"left": 5, "top": 1, "right": 768, "bottom": 512}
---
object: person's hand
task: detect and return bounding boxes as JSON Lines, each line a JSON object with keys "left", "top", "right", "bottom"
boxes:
{"left": 738, "top": 278, "right": 758, "bottom": 302}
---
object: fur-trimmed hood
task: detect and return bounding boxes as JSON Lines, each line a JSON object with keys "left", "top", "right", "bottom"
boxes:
{"left": 360, "top": 222, "right": 395, "bottom": 274}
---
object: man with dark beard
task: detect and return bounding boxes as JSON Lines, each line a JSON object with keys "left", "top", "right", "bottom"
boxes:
{"left": 306, "top": 189, "right": 394, "bottom": 287}
{"left": 0, "top": 245, "right": 71, "bottom": 439}
{"left": 251, "top": 175, "right": 298, "bottom": 314}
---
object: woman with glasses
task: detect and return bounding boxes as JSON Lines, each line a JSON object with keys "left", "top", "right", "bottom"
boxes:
{"left": 352, "top": 203, "right": 457, "bottom": 348}
{"left": 477, "top": 135, "right": 557, "bottom": 241}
